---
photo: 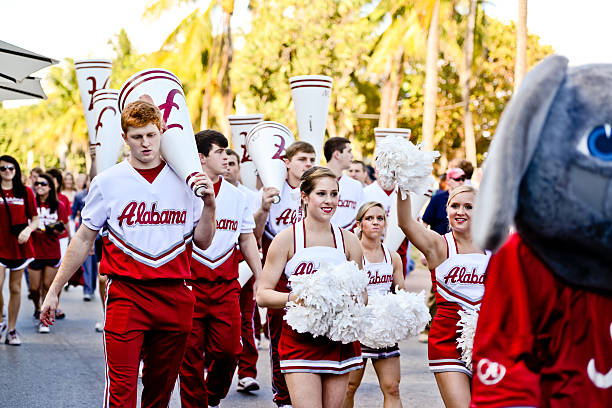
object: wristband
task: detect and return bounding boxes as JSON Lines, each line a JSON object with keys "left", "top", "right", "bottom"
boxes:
{"left": 288, "top": 292, "right": 292, "bottom": 303}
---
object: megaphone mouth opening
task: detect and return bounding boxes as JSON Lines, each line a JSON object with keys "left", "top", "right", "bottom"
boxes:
{"left": 246, "top": 122, "right": 292, "bottom": 145}
{"left": 118, "top": 69, "right": 183, "bottom": 112}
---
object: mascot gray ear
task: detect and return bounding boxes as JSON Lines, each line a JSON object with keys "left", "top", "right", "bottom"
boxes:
{"left": 473, "top": 55, "right": 569, "bottom": 250}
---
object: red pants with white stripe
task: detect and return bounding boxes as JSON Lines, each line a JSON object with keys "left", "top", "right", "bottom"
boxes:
{"left": 267, "top": 274, "right": 292, "bottom": 406}
{"left": 238, "top": 276, "right": 258, "bottom": 379}
{"left": 179, "top": 279, "right": 242, "bottom": 408}
{"left": 103, "top": 277, "right": 195, "bottom": 408}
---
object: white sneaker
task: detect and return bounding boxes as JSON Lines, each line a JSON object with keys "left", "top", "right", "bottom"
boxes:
{"left": 138, "top": 360, "right": 144, "bottom": 378}
{"left": 237, "top": 376, "right": 260, "bottom": 393}
{"left": 38, "top": 322, "right": 50, "bottom": 333}
{"left": 5, "top": 330, "right": 21, "bottom": 345}
{"left": 0, "top": 321, "right": 7, "bottom": 343}
{"left": 95, "top": 322, "right": 104, "bottom": 333}
{"left": 279, "top": 405, "right": 293, "bottom": 408}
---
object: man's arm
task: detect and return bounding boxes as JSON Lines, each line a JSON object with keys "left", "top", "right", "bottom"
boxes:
{"left": 40, "top": 224, "right": 99, "bottom": 326}
{"left": 192, "top": 174, "right": 216, "bottom": 249}
{"left": 253, "top": 187, "right": 278, "bottom": 241}
{"left": 239, "top": 232, "right": 262, "bottom": 297}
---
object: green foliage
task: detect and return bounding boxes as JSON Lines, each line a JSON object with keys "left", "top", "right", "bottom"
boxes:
{"left": 0, "top": 1, "right": 553, "bottom": 173}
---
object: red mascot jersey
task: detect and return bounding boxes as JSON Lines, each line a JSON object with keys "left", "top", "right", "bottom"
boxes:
{"left": 471, "top": 233, "right": 612, "bottom": 407}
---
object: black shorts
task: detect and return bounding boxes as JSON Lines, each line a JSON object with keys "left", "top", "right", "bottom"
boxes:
{"left": 29, "top": 259, "right": 60, "bottom": 270}
{"left": 95, "top": 236, "right": 103, "bottom": 263}
{"left": 0, "top": 258, "right": 31, "bottom": 270}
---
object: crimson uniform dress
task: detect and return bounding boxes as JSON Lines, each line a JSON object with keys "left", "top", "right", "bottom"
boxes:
{"left": 428, "top": 232, "right": 490, "bottom": 376}
{"left": 279, "top": 221, "right": 363, "bottom": 374}
{"left": 81, "top": 161, "right": 201, "bottom": 408}
{"left": 0, "top": 187, "right": 36, "bottom": 269}
{"left": 360, "top": 244, "right": 400, "bottom": 360}
{"left": 30, "top": 200, "right": 68, "bottom": 267}
{"left": 471, "top": 234, "right": 612, "bottom": 407}
{"left": 362, "top": 182, "right": 410, "bottom": 273}
{"left": 179, "top": 176, "right": 255, "bottom": 408}
{"left": 261, "top": 180, "right": 303, "bottom": 406}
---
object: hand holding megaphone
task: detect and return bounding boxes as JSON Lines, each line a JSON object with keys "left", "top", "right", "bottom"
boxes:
{"left": 261, "top": 186, "right": 281, "bottom": 210}
{"left": 190, "top": 172, "right": 215, "bottom": 206}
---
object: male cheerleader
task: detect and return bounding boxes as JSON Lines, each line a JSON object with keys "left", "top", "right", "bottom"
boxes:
{"left": 179, "top": 130, "right": 262, "bottom": 408}
{"left": 253, "top": 140, "right": 316, "bottom": 408}
{"left": 40, "top": 100, "right": 216, "bottom": 408}
{"left": 225, "top": 148, "right": 263, "bottom": 393}
{"left": 324, "top": 137, "right": 364, "bottom": 231}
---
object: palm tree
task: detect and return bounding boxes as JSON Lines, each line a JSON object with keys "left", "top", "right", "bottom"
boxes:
{"left": 460, "top": 0, "right": 478, "bottom": 166}
{"left": 422, "top": 0, "right": 440, "bottom": 151}
{"left": 514, "top": 0, "right": 528, "bottom": 92}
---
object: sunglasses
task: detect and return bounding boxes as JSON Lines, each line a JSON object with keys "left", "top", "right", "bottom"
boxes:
{"left": 0, "top": 165, "right": 15, "bottom": 172}
{"left": 34, "top": 181, "right": 49, "bottom": 187}
{"left": 451, "top": 176, "right": 466, "bottom": 182}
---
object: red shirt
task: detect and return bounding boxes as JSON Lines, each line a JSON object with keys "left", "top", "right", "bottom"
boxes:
{"left": 57, "top": 193, "right": 71, "bottom": 239}
{"left": 134, "top": 162, "right": 166, "bottom": 183}
{"left": 471, "top": 233, "right": 612, "bottom": 407}
{"left": 0, "top": 187, "right": 37, "bottom": 260}
{"left": 31, "top": 200, "right": 68, "bottom": 260}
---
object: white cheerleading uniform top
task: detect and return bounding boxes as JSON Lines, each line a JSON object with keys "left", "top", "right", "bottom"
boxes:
{"left": 263, "top": 180, "right": 303, "bottom": 241}
{"left": 331, "top": 175, "right": 364, "bottom": 231}
{"left": 191, "top": 177, "right": 255, "bottom": 281}
{"left": 363, "top": 244, "right": 394, "bottom": 296}
{"left": 432, "top": 232, "right": 491, "bottom": 311}
{"left": 81, "top": 160, "right": 203, "bottom": 280}
{"left": 237, "top": 183, "right": 259, "bottom": 217}
{"left": 284, "top": 221, "right": 347, "bottom": 281}
{"left": 363, "top": 182, "right": 396, "bottom": 217}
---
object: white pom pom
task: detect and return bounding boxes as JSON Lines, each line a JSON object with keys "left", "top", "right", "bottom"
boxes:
{"left": 360, "top": 289, "right": 431, "bottom": 349}
{"left": 284, "top": 261, "right": 370, "bottom": 343}
{"left": 456, "top": 307, "right": 479, "bottom": 370}
{"left": 374, "top": 136, "right": 440, "bottom": 199}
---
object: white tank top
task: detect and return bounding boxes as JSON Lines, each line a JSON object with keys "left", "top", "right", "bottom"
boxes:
{"left": 433, "top": 232, "right": 491, "bottom": 310}
{"left": 363, "top": 243, "right": 394, "bottom": 296}
{"left": 284, "top": 220, "right": 347, "bottom": 280}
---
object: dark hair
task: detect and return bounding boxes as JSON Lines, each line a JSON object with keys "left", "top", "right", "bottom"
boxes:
{"left": 225, "top": 148, "right": 240, "bottom": 163}
{"left": 366, "top": 165, "right": 376, "bottom": 182}
{"left": 323, "top": 137, "right": 350, "bottom": 162}
{"left": 285, "top": 141, "right": 315, "bottom": 161}
{"left": 457, "top": 159, "right": 474, "bottom": 180}
{"left": 46, "top": 168, "right": 64, "bottom": 190}
{"left": 300, "top": 166, "right": 338, "bottom": 216}
{"left": 35, "top": 173, "right": 59, "bottom": 213}
{"left": 440, "top": 173, "right": 447, "bottom": 182}
{"left": 195, "top": 129, "right": 228, "bottom": 156}
{"left": 31, "top": 167, "right": 43, "bottom": 176}
{"left": 0, "top": 155, "right": 27, "bottom": 199}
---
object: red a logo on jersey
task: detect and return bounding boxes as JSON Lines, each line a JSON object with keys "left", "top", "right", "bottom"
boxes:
{"left": 443, "top": 266, "right": 485, "bottom": 285}
{"left": 368, "top": 270, "right": 393, "bottom": 285}
{"left": 275, "top": 208, "right": 298, "bottom": 226}
{"left": 158, "top": 89, "right": 184, "bottom": 130}
{"left": 294, "top": 262, "right": 317, "bottom": 275}
{"left": 338, "top": 199, "right": 357, "bottom": 209}
{"left": 117, "top": 201, "right": 187, "bottom": 227}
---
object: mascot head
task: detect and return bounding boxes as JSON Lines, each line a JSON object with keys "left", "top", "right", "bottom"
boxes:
{"left": 473, "top": 55, "right": 612, "bottom": 292}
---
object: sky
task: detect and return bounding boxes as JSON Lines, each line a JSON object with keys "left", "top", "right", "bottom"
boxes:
{"left": 1, "top": 0, "right": 611, "bottom": 106}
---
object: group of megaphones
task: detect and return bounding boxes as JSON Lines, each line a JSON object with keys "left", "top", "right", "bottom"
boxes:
{"left": 75, "top": 61, "right": 430, "bottom": 248}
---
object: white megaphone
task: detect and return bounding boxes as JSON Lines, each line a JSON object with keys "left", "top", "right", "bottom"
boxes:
{"left": 118, "top": 68, "right": 205, "bottom": 197}
{"left": 228, "top": 114, "right": 264, "bottom": 190}
{"left": 74, "top": 59, "right": 112, "bottom": 146}
{"left": 374, "top": 127, "right": 411, "bottom": 150}
{"left": 289, "top": 75, "right": 332, "bottom": 164}
{"left": 246, "top": 121, "right": 295, "bottom": 204}
{"left": 92, "top": 89, "right": 124, "bottom": 174}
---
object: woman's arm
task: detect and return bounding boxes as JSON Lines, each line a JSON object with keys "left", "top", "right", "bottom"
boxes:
{"left": 396, "top": 193, "right": 447, "bottom": 267}
{"left": 17, "top": 215, "right": 38, "bottom": 245}
{"left": 256, "top": 228, "right": 294, "bottom": 309}
{"left": 390, "top": 251, "right": 406, "bottom": 291}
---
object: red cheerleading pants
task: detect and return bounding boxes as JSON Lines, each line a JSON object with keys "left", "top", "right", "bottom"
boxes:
{"left": 238, "top": 276, "right": 258, "bottom": 379}
{"left": 103, "top": 277, "right": 195, "bottom": 408}
{"left": 179, "top": 279, "right": 242, "bottom": 408}
{"left": 267, "top": 273, "right": 292, "bottom": 407}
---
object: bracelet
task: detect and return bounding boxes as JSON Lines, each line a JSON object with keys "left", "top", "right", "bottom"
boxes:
{"left": 287, "top": 292, "right": 292, "bottom": 303}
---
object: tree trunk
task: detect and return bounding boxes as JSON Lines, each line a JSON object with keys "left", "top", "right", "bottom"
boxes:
{"left": 461, "top": 0, "right": 477, "bottom": 166}
{"left": 514, "top": 0, "right": 528, "bottom": 92}
{"left": 379, "top": 67, "right": 392, "bottom": 128}
{"left": 422, "top": 0, "right": 440, "bottom": 151}
{"left": 388, "top": 49, "right": 404, "bottom": 128}
{"left": 218, "top": 9, "right": 233, "bottom": 136}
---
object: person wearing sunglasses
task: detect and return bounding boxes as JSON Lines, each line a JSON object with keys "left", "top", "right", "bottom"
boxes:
{"left": 28, "top": 173, "right": 69, "bottom": 334}
{"left": 0, "top": 155, "right": 39, "bottom": 345}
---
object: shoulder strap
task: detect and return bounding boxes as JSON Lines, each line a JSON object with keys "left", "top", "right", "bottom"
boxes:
{"left": 381, "top": 243, "right": 391, "bottom": 264}
{"left": 294, "top": 221, "right": 305, "bottom": 251}
{"left": 331, "top": 225, "right": 345, "bottom": 253}
{"left": 444, "top": 232, "right": 458, "bottom": 256}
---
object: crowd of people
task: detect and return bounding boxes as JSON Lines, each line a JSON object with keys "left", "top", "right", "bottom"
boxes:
{"left": 1, "top": 99, "right": 482, "bottom": 408}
